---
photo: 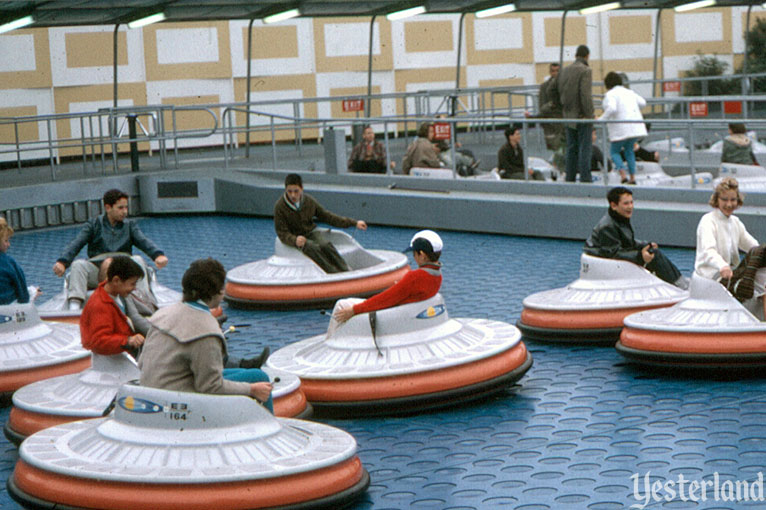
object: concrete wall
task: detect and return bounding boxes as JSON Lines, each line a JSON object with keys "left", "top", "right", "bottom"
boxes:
{"left": 4, "top": 167, "right": 766, "bottom": 249}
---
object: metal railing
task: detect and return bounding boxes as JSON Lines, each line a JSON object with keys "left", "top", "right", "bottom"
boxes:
{"left": 2, "top": 80, "right": 766, "bottom": 184}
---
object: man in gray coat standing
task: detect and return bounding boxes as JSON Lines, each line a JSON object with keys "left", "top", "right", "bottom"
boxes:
{"left": 557, "top": 44, "right": 594, "bottom": 183}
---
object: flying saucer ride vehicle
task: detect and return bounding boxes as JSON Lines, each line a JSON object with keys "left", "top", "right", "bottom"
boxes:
{"left": 225, "top": 230, "right": 409, "bottom": 309}
{"left": 617, "top": 274, "right": 766, "bottom": 370}
{"left": 267, "top": 294, "right": 532, "bottom": 416}
{"left": 518, "top": 254, "right": 688, "bottom": 344}
{"left": 8, "top": 384, "right": 369, "bottom": 510}
{"left": 0, "top": 303, "right": 89, "bottom": 404}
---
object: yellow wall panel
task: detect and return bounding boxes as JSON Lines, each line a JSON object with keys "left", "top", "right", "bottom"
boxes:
{"left": 160, "top": 94, "right": 220, "bottom": 133}
{"left": 478, "top": 78, "right": 524, "bottom": 110}
{"left": 53, "top": 83, "right": 147, "bottom": 156}
{"left": 66, "top": 32, "right": 127, "bottom": 68}
{"left": 609, "top": 16, "right": 653, "bottom": 45}
{"left": 404, "top": 21, "right": 453, "bottom": 52}
{"left": 0, "top": 106, "right": 39, "bottom": 143}
{"left": 544, "top": 16, "right": 586, "bottom": 48}
{"left": 246, "top": 25, "right": 299, "bottom": 59}
{"left": 233, "top": 75, "right": 318, "bottom": 143}
{"left": 0, "top": 28, "right": 52, "bottom": 90}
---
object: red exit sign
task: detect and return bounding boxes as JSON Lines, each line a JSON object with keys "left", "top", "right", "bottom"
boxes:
{"left": 432, "top": 122, "right": 451, "bottom": 140}
{"left": 689, "top": 102, "right": 708, "bottom": 117}
{"left": 663, "top": 81, "right": 681, "bottom": 93}
{"left": 342, "top": 99, "right": 364, "bottom": 112}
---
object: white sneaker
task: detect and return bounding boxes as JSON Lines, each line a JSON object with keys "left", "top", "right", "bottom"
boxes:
{"left": 67, "top": 299, "right": 83, "bottom": 311}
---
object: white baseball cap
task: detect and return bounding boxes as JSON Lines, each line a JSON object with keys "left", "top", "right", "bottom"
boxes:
{"left": 405, "top": 230, "right": 443, "bottom": 254}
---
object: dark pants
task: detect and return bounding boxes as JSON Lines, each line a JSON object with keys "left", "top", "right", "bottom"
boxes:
{"left": 646, "top": 248, "right": 682, "bottom": 285}
{"left": 565, "top": 125, "right": 593, "bottom": 183}
{"left": 350, "top": 159, "right": 386, "bottom": 173}
{"left": 302, "top": 230, "right": 350, "bottom": 273}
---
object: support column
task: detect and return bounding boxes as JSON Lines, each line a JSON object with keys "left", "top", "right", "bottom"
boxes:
{"left": 113, "top": 24, "right": 120, "bottom": 108}
{"left": 559, "top": 10, "right": 568, "bottom": 67}
{"left": 453, "top": 12, "right": 466, "bottom": 117}
{"left": 366, "top": 15, "right": 377, "bottom": 118}
{"left": 245, "top": 18, "right": 255, "bottom": 158}
{"left": 652, "top": 8, "right": 663, "bottom": 109}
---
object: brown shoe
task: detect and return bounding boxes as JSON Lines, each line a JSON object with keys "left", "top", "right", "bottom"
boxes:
{"left": 731, "top": 245, "right": 766, "bottom": 301}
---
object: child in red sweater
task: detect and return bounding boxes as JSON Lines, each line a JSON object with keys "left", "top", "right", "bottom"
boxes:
{"left": 80, "top": 256, "right": 146, "bottom": 357}
{"left": 334, "top": 230, "right": 443, "bottom": 323}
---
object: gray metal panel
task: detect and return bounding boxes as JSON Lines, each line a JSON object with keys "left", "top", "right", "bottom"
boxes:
{"left": 323, "top": 128, "right": 348, "bottom": 175}
{"left": 137, "top": 175, "right": 216, "bottom": 213}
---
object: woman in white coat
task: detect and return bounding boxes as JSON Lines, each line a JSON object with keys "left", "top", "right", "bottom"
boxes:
{"left": 598, "top": 72, "right": 647, "bottom": 184}
{"left": 695, "top": 177, "right": 766, "bottom": 302}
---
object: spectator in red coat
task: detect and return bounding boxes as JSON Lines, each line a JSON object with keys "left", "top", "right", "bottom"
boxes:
{"left": 333, "top": 230, "right": 443, "bottom": 323}
{"left": 80, "top": 255, "right": 146, "bottom": 357}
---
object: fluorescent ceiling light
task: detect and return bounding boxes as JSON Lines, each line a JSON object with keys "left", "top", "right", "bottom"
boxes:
{"left": 579, "top": 2, "right": 621, "bottom": 15}
{"left": 674, "top": 0, "right": 716, "bottom": 12}
{"left": 263, "top": 8, "right": 300, "bottom": 24}
{"left": 386, "top": 5, "right": 426, "bottom": 21}
{"left": 127, "top": 12, "right": 165, "bottom": 28}
{"left": 475, "top": 4, "right": 516, "bottom": 18}
{"left": 0, "top": 15, "right": 34, "bottom": 34}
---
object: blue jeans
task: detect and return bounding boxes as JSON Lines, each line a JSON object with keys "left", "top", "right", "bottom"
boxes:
{"left": 565, "top": 125, "right": 593, "bottom": 183}
{"left": 222, "top": 368, "right": 274, "bottom": 413}
{"left": 610, "top": 137, "right": 638, "bottom": 177}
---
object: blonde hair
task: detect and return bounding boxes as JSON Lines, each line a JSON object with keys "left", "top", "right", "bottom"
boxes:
{"left": 709, "top": 177, "right": 744, "bottom": 208}
{"left": 0, "top": 217, "right": 13, "bottom": 242}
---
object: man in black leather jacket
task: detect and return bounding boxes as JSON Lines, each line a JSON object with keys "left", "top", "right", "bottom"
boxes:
{"left": 584, "top": 187, "right": 688, "bottom": 289}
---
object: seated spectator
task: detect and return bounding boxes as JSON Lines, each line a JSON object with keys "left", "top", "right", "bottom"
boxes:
{"left": 722, "top": 123, "right": 759, "bottom": 166}
{"left": 402, "top": 123, "right": 440, "bottom": 175}
{"left": 695, "top": 177, "right": 766, "bottom": 302}
{"left": 348, "top": 125, "right": 393, "bottom": 174}
{"left": 434, "top": 140, "right": 480, "bottom": 176}
{"left": 275, "top": 173, "right": 367, "bottom": 274}
{"left": 0, "top": 218, "right": 32, "bottom": 305}
{"left": 497, "top": 126, "right": 544, "bottom": 180}
{"left": 79, "top": 255, "right": 146, "bottom": 358}
{"left": 334, "top": 230, "right": 443, "bottom": 323}
{"left": 585, "top": 187, "right": 687, "bottom": 289}
{"left": 139, "top": 258, "right": 273, "bottom": 412}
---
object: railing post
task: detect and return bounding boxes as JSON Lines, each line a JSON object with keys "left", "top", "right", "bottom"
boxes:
{"left": 384, "top": 120, "right": 391, "bottom": 175}
{"left": 127, "top": 114, "right": 140, "bottom": 172}
{"left": 294, "top": 101, "right": 302, "bottom": 156}
{"left": 271, "top": 116, "right": 277, "bottom": 170}
{"left": 522, "top": 120, "right": 529, "bottom": 181}
{"left": 14, "top": 122, "right": 21, "bottom": 174}
{"left": 687, "top": 121, "right": 696, "bottom": 189}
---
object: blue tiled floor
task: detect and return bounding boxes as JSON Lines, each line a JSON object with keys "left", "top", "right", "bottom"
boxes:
{"left": 5, "top": 215, "right": 766, "bottom": 509}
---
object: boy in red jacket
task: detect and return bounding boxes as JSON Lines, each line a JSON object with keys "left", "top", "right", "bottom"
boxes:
{"left": 334, "top": 230, "right": 443, "bottom": 323}
{"left": 80, "top": 255, "right": 146, "bottom": 356}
